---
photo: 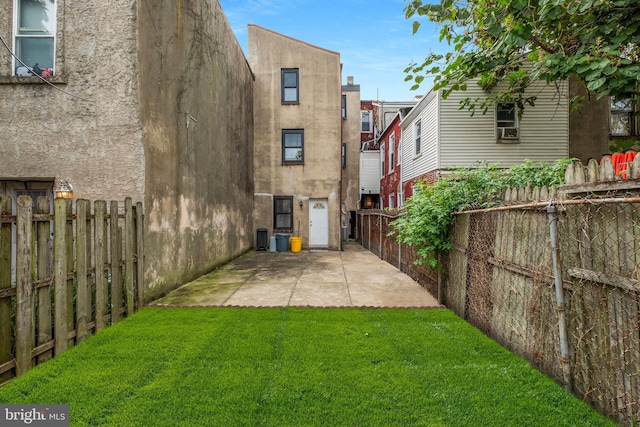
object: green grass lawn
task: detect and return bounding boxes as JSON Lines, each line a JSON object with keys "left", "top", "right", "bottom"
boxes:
{"left": 0, "top": 308, "right": 614, "bottom": 426}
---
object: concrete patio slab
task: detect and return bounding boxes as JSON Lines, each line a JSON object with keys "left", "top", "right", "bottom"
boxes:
{"left": 150, "top": 242, "right": 442, "bottom": 308}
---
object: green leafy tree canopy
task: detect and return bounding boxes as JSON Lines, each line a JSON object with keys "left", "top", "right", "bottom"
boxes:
{"left": 404, "top": 0, "right": 640, "bottom": 113}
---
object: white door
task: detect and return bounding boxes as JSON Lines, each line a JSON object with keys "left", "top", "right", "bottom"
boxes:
{"left": 309, "top": 199, "right": 329, "bottom": 247}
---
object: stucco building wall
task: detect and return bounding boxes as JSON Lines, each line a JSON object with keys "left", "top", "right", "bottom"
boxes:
{"left": 341, "top": 80, "right": 362, "bottom": 236}
{"left": 138, "top": 1, "right": 254, "bottom": 300}
{"left": 249, "top": 25, "right": 342, "bottom": 250}
{"left": 0, "top": 0, "right": 144, "bottom": 201}
{"left": 0, "top": 1, "right": 255, "bottom": 302}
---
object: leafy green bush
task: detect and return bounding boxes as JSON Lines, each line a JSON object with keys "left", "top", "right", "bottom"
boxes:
{"left": 608, "top": 138, "right": 639, "bottom": 154}
{"left": 390, "top": 158, "right": 574, "bottom": 268}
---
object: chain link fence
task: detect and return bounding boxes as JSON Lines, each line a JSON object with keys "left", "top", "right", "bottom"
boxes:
{"left": 358, "top": 185, "right": 640, "bottom": 425}
{"left": 448, "top": 193, "right": 640, "bottom": 426}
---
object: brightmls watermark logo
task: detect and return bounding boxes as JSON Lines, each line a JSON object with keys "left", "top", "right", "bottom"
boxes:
{"left": 1, "top": 405, "right": 69, "bottom": 426}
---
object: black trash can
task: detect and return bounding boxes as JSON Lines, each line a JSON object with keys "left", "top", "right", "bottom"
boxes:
{"left": 275, "top": 233, "right": 290, "bottom": 252}
{"left": 256, "top": 228, "right": 268, "bottom": 251}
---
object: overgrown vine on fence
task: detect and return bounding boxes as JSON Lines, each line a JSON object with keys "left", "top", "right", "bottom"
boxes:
{"left": 389, "top": 158, "right": 575, "bottom": 268}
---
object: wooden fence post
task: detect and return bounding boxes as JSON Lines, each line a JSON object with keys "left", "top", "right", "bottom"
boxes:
{"left": 379, "top": 215, "right": 383, "bottom": 260}
{"left": 76, "top": 200, "right": 89, "bottom": 343}
{"left": 36, "top": 197, "right": 52, "bottom": 364}
{"left": 135, "top": 202, "right": 144, "bottom": 307}
{"left": 94, "top": 201, "right": 108, "bottom": 331}
{"left": 124, "top": 198, "right": 134, "bottom": 315}
{"left": 54, "top": 198, "right": 69, "bottom": 356}
{"left": 368, "top": 214, "right": 371, "bottom": 251}
{"left": 110, "top": 201, "right": 122, "bottom": 323}
{"left": 15, "top": 196, "right": 33, "bottom": 376}
{"left": 0, "top": 196, "right": 12, "bottom": 382}
{"left": 64, "top": 200, "right": 74, "bottom": 348}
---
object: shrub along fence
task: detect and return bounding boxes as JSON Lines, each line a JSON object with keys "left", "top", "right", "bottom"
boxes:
{"left": 358, "top": 210, "right": 440, "bottom": 301}
{"left": 358, "top": 156, "right": 640, "bottom": 426}
{"left": 0, "top": 196, "right": 144, "bottom": 384}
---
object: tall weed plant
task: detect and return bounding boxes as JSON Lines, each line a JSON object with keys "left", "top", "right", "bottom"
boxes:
{"left": 390, "top": 158, "right": 574, "bottom": 268}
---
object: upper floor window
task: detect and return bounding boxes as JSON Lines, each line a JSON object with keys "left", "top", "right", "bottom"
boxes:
{"left": 496, "top": 103, "right": 520, "bottom": 140}
{"left": 414, "top": 120, "right": 422, "bottom": 155}
{"left": 610, "top": 97, "right": 636, "bottom": 136}
{"left": 380, "top": 143, "right": 385, "bottom": 178}
{"left": 341, "top": 95, "right": 347, "bottom": 119}
{"left": 389, "top": 132, "right": 395, "bottom": 172}
{"left": 282, "top": 129, "right": 304, "bottom": 163}
{"left": 361, "top": 110, "right": 371, "bottom": 133}
{"left": 281, "top": 68, "right": 299, "bottom": 103}
{"left": 14, "top": 0, "right": 56, "bottom": 76}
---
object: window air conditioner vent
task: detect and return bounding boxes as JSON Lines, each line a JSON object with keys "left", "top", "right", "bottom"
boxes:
{"left": 498, "top": 127, "right": 519, "bottom": 139}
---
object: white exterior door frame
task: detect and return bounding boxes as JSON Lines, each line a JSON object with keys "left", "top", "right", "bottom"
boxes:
{"left": 309, "top": 199, "right": 329, "bottom": 247}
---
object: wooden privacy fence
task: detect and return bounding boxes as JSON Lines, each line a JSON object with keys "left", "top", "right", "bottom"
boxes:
{"left": 0, "top": 196, "right": 144, "bottom": 383}
{"left": 357, "top": 156, "right": 640, "bottom": 426}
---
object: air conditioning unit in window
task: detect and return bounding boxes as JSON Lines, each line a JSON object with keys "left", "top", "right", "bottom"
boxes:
{"left": 497, "top": 127, "right": 520, "bottom": 141}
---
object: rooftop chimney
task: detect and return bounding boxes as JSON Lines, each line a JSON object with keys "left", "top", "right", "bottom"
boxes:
{"left": 347, "top": 76, "right": 354, "bottom": 85}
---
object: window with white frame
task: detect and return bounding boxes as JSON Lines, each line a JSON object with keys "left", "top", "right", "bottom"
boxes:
{"left": 14, "top": 0, "right": 56, "bottom": 76}
{"left": 610, "top": 97, "right": 636, "bottom": 136}
{"left": 361, "top": 110, "right": 372, "bottom": 133}
{"left": 398, "top": 184, "right": 403, "bottom": 208}
{"left": 380, "top": 143, "right": 385, "bottom": 178}
{"left": 389, "top": 132, "right": 395, "bottom": 172}
{"left": 496, "top": 103, "right": 520, "bottom": 139}
{"left": 389, "top": 193, "right": 395, "bottom": 209}
{"left": 414, "top": 120, "right": 422, "bottom": 155}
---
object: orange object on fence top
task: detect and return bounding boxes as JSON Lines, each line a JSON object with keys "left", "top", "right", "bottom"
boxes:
{"left": 604, "top": 151, "right": 637, "bottom": 179}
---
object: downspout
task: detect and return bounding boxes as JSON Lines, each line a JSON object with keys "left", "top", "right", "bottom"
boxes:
{"left": 546, "top": 204, "right": 573, "bottom": 392}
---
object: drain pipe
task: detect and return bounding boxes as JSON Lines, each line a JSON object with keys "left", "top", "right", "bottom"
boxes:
{"left": 546, "top": 203, "right": 573, "bottom": 392}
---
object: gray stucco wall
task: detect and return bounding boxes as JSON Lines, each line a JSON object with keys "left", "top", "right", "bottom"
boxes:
{"left": 137, "top": 0, "right": 254, "bottom": 300}
{"left": 341, "top": 83, "right": 362, "bottom": 214}
{"left": 1, "top": 0, "right": 254, "bottom": 302}
{"left": 0, "top": 0, "right": 145, "bottom": 201}
{"left": 249, "top": 25, "right": 342, "bottom": 250}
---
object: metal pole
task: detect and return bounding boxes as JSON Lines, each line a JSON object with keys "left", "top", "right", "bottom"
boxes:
{"left": 547, "top": 204, "right": 573, "bottom": 392}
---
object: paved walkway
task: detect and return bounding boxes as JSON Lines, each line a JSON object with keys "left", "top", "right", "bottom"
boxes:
{"left": 151, "top": 242, "right": 441, "bottom": 308}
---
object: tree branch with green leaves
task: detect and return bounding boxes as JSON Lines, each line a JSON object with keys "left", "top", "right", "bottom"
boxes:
{"left": 404, "top": 0, "right": 640, "bottom": 113}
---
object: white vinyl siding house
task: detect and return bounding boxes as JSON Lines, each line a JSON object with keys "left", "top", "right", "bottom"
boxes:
{"left": 401, "top": 90, "right": 440, "bottom": 185}
{"left": 401, "top": 79, "right": 569, "bottom": 186}
{"left": 359, "top": 151, "right": 380, "bottom": 195}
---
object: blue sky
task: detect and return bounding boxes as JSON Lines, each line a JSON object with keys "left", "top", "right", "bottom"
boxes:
{"left": 218, "top": 0, "right": 443, "bottom": 101}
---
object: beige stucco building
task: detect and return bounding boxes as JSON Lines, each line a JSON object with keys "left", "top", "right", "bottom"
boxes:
{"left": 248, "top": 25, "right": 343, "bottom": 250}
{"left": 0, "top": 0, "right": 254, "bottom": 301}
{"left": 341, "top": 77, "right": 363, "bottom": 239}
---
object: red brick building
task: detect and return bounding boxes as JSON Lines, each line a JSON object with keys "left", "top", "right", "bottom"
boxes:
{"left": 380, "top": 108, "right": 412, "bottom": 208}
